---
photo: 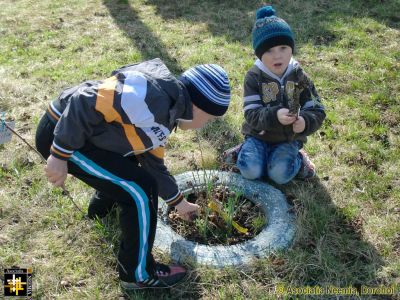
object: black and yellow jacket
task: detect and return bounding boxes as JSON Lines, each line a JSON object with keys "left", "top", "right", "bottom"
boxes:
{"left": 46, "top": 58, "right": 193, "bottom": 207}
{"left": 242, "top": 58, "right": 326, "bottom": 144}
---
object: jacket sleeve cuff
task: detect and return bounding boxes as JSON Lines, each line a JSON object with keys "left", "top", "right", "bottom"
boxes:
{"left": 299, "top": 111, "right": 314, "bottom": 135}
{"left": 50, "top": 141, "right": 74, "bottom": 161}
{"left": 164, "top": 192, "right": 184, "bottom": 207}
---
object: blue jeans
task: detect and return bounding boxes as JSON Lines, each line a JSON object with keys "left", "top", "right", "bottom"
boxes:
{"left": 237, "top": 137, "right": 302, "bottom": 184}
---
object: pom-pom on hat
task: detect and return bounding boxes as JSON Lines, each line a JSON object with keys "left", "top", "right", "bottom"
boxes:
{"left": 180, "top": 64, "right": 231, "bottom": 116}
{"left": 252, "top": 6, "right": 294, "bottom": 59}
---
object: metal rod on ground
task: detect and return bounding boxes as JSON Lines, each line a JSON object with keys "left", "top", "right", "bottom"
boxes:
{"left": 1, "top": 119, "right": 128, "bottom": 275}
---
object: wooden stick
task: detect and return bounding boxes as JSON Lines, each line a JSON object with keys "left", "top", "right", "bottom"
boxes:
{"left": 2, "top": 120, "right": 47, "bottom": 163}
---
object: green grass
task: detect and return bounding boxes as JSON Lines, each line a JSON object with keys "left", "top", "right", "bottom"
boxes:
{"left": 0, "top": 0, "right": 399, "bottom": 299}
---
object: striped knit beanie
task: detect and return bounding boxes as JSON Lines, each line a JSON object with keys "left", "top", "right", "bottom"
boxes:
{"left": 180, "top": 64, "right": 231, "bottom": 116}
{"left": 252, "top": 6, "right": 294, "bottom": 59}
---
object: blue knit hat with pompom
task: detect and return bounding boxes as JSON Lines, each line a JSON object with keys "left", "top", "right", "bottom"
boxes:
{"left": 252, "top": 6, "right": 294, "bottom": 59}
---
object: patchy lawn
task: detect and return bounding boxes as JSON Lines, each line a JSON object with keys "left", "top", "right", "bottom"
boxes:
{"left": 0, "top": 0, "right": 399, "bottom": 299}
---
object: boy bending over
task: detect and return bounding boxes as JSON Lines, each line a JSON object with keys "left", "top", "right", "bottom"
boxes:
{"left": 36, "top": 59, "right": 230, "bottom": 289}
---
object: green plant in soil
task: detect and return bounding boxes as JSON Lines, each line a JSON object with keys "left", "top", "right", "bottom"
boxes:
{"left": 168, "top": 182, "right": 266, "bottom": 246}
{"left": 195, "top": 204, "right": 210, "bottom": 241}
{"left": 224, "top": 189, "right": 240, "bottom": 236}
{"left": 172, "top": 131, "right": 267, "bottom": 245}
{"left": 251, "top": 214, "right": 266, "bottom": 233}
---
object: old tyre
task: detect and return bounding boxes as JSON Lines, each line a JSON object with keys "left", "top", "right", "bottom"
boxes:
{"left": 154, "top": 170, "right": 295, "bottom": 267}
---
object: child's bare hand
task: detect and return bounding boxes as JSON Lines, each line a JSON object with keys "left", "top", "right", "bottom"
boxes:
{"left": 45, "top": 155, "right": 68, "bottom": 187}
{"left": 277, "top": 108, "right": 297, "bottom": 125}
{"left": 175, "top": 199, "right": 199, "bottom": 221}
{"left": 293, "top": 116, "right": 306, "bottom": 133}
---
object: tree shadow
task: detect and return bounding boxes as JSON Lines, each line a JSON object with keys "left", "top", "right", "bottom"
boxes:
{"left": 198, "top": 118, "right": 243, "bottom": 153}
{"left": 263, "top": 176, "right": 389, "bottom": 289}
{"left": 122, "top": 273, "right": 202, "bottom": 300}
{"left": 102, "top": 0, "right": 398, "bottom": 81}
{"left": 144, "top": 0, "right": 399, "bottom": 50}
{"left": 144, "top": 0, "right": 263, "bottom": 45}
{"left": 102, "top": 0, "right": 183, "bottom": 74}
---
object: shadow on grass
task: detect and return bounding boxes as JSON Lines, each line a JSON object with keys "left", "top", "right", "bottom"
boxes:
{"left": 198, "top": 118, "right": 243, "bottom": 153}
{"left": 102, "top": 0, "right": 183, "bottom": 74}
{"left": 121, "top": 270, "right": 201, "bottom": 300}
{"left": 118, "top": 259, "right": 201, "bottom": 299}
{"left": 102, "top": 0, "right": 398, "bottom": 81}
{"left": 144, "top": 0, "right": 263, "bottom": 45}
{"left": 265, "top": 177, "right": 387, "bottom": 289}
{"left": 145, "top": 0, "right": 399, "bottom": 49}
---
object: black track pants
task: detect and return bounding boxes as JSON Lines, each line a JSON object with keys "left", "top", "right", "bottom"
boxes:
{"left": 35, "top": 114, "right": 158, "bottom": 282}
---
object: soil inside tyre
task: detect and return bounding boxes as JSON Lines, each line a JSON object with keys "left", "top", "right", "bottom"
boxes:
{"left": 161, "top": 184, "right": 267, "bottom": 246}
